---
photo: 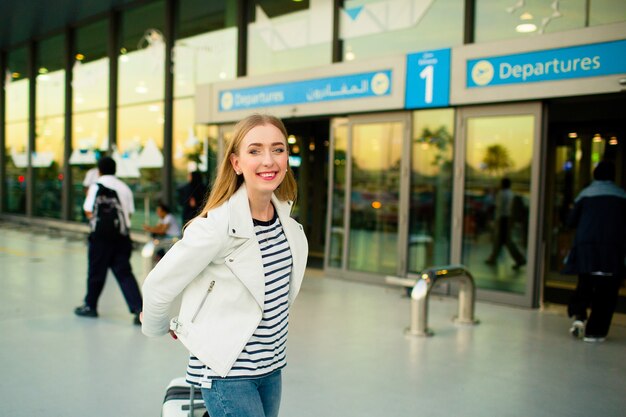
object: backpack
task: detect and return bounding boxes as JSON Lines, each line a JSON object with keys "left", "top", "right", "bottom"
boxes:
{"left": 91, "top": 184, "right": 128, "bottom": 239}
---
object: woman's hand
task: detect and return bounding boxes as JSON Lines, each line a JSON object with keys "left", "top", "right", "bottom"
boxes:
{"left": 140, "top": 312, "right": 177, "bottom": 339}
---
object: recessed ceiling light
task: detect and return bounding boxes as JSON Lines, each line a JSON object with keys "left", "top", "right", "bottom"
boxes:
{"left": 516, "top": 23, "right": 537, "bottom": 33}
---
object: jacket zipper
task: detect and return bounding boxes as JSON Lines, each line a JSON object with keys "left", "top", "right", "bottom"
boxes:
{"left": 191, "top": 280, "right": 215, "bottom": 323}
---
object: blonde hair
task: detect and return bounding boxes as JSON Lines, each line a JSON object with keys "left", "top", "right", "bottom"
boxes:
{"left": 197, "top": 114, "right": 297, "bottom": 218}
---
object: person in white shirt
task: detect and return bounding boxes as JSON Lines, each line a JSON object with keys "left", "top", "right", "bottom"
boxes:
{"left": 143, "top": 202, "right": 181, "bottom": 238}
{"left": 82, "top": 166, "right": 100, "bottom": 193}
{"left": 74, "top": 156, "right": 143, "bottom": 325}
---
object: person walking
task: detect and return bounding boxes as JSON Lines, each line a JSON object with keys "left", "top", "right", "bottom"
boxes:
{"left": 141, "top": 114, "right": 308, "bottom": 417}
{"left": 484, "top": 177, "right": 526, "bottom": 270}
{"left": 74, "top": 156, "right": 143, "bottom": 325}
{"left": 563, "top": 160, "right": 626, "bottom": 343}
{"left": 177, "top": 170, "right": 207, "bottom": 226}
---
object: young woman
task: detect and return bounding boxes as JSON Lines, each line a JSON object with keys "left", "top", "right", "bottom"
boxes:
{"left": 141, "top": 114, "right": 308, "bottom": 417}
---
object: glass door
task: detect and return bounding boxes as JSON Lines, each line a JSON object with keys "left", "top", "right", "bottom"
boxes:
{"left": 545, "top": 127, "right": 625, "bottom": 297}
{"left": 453, "top": 103, "right": 541, "bottom": 307}
{"left": 326, "top": 113, "right": 410, "bottom": 281}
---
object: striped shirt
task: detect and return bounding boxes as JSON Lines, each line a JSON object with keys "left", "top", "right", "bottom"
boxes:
{"left": 186, "top": 211, "right": 292, "bottom": 384}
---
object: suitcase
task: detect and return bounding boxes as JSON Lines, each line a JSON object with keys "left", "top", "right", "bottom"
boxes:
{"left": 162, "top": 377, "right": 208, "bottom": 417}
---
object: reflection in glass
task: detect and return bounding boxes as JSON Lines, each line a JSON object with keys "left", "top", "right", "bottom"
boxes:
{"left": 117, "top": 102, "right": 165, "bottom": 229}
{"left": 408, "top": 109, "right": 454, "bottom": 273}
{"left": 328, "top": 121, "right": 348, "bottom": 268}
{"left": 172, "top": 0, "right": 236, "bottom": 219}
{"left": 71, "top": 20, "right": 110, "bottom": 221}
{"left": 5, "top": 47, "right": 29, "bottom": 214}
{"left": 247, "top": 0, "right": 332, "bottom": 75}
{"left": 35, "top": 35, "right": 65, "bottom": 218}
{"left": 173, "top": 98, "right": 216, "bottom": 223}
{"left": 71, "top": 111, "right": 109, "bottom": 221}
{"left": 349, "top": 122, "right": 402, "bottom": 274}
{"left": 341, "top": 0, "right": 463, "bottom": 62}
{"left": 462, "top": 115, "right": 534, "bottom": 294}
{"left": 118, "top": 1, "right": 165, "bottom": 230}
{"left": 34, "top": 117, "right": 65, "bottom": 218}
{"left": 475, "top": 0, "right": 586, "bottom": 42}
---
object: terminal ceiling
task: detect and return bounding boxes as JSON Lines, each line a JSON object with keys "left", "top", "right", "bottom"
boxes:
{"left": 0, "top": 0, "right": 135, "bottom": 51}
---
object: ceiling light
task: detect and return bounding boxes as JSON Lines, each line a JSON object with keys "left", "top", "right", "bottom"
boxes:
{"left": 593, "top": 134, "right": 603, "bottom": 142}
{"left": 135, "top": 83, "right": 148, "bottom": 94}
{"left": 75, "top": 53, "right": 85, "bottom": 61}
{"left": 516, "top": 23, "right": 537, "bottom": 33}
{"left": 520, "top": 12, "right": 533, "bottom": 20}
{"left": 609, "top": 137, "right": 618, "bottom": 145}
{"left": 568, "top": 132, "right": 578, "bottom": 138}
{"left": 38, "top": 67, "right": 48, "bottom": 74}
{"left": 287, "top": 135, "right": 297, "bottom": 144}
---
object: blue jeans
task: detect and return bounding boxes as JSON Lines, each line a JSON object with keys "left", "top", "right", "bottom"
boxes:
{"left": 201, "top": 370, "right": 282, "bottom": 417}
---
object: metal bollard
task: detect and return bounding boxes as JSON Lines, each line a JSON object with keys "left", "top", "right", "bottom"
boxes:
{"left": 386, "top": 264, "right": 479, "bottom": 337}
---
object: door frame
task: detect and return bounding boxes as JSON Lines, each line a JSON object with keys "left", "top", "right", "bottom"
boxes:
{"left": 453, "top": 102, "right": 543, "bottom": 307}
{"left": 324, "top": 111, "right": 411, "bottom": 284}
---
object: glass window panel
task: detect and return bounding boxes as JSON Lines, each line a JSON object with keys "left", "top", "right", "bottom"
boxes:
{"left": 118, "top": 1, "right": 166, "bottom": 106}
{"left": 328, "top": 120, "right": 348, "bottom": 268}
{"left": 590, "top": 0, "right": 626, "bottom": 26}
{"left": 475, "top": 0, "right": 586, "bottom": 43}
{"left": 247, "top": 0, "right": 332, "bottom": 76}
{"left": 72, "top": 20, "right": 110, "bottom": 221}
{"left": 74, "top": 21, "right": 109, "bottom": 113}
{"left": 348, "top": 121, "right": 403, "bottom": 274}
{"left": 6, "top": 48, "right": 28, "bottom": 123}
{"left": 462, "top": 115, "right": 534, "bottom": 294}
{"left": 341, "top": 0, "right": 463, "bottom": 62}
{"left": 175, "top": 0, "right": 237, "bottom": 98}
{"left": 117, "top": 1, "right": 165, "bottom": 229}
{"left": 34, "top": 116, "right": 64, "bottom": 218}
{"left": 36, "top": 36, "right": 65, "bottom": 118}
{"left": 117, "top": 101, "right": 165, "bottom": 230}
{"left": 408, "top": 109, "right": 454, "bottom": 274}
{"left": 70, "top": 110, "right": 109, "bottom": 221}
{"left": 172, "top": 97, "right": 215, "bottom": 224}
{"left": 34, "top": 36, "right": 66, "bottom": 218}
{"left": 5, "top": 48, "right": 29, "bottom": 215}
{"left": 5, "top": 121, "right": 28, "bottom": 214}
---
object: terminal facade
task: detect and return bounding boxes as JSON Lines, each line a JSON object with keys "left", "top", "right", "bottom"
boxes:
{"left": 1, "top": 0, "right": 625, "bottom": 310}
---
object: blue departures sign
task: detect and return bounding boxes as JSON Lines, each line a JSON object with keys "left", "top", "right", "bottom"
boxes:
{"left": 218, "top": 70, "right": 393, "bottom": 112}
{"left": 467, "top": 39, "right": 626, "bottom": 88}
{"left": 405, "top": 48, "right": 451, "bottom": 109}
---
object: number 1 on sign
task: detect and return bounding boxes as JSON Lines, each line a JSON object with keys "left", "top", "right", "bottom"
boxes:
{"left": 419, "top": 65, "right": 434, "bottom": 104}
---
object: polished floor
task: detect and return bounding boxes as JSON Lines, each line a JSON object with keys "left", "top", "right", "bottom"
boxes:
{"left": 1, "top": 223, "right": 625, "bottom": 417}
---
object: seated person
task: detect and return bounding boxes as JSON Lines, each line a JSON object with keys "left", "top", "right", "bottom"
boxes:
{"left": 143, "top": 202, "right": 181, "bottom": 239}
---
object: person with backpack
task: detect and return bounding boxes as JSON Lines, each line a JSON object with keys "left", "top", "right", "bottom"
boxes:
{"left": 74, "top": 156, "right": 143, "bottom": 325}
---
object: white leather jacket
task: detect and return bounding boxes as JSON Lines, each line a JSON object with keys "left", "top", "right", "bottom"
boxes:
{"left": 141, "top": 184, "right": 308, "bottom": 377}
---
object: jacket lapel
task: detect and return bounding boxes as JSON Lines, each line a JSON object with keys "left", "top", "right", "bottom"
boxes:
{"left": 226, "top": 184, "right": 307, "bottom": 309}
{"left": 227, "top": 185, "right": 266, "bottom": 308}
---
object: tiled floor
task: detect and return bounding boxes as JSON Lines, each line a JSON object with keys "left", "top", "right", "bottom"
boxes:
{"left": 1, "top": 224, "right": 625, "bottom": 417}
